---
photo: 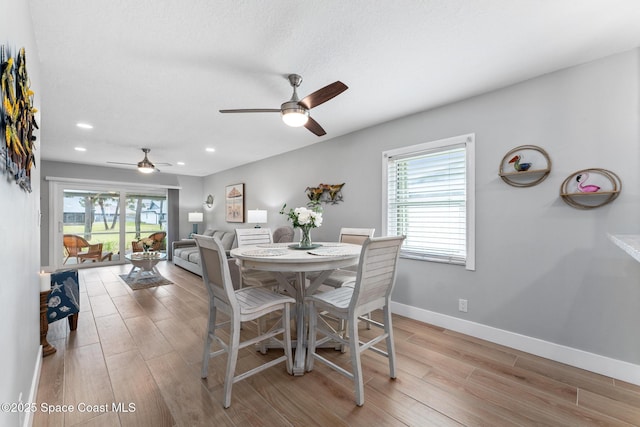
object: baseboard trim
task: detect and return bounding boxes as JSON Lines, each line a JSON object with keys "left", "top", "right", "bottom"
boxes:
{"left": 23, "top": 347, "right": 42, "bottom": 427}
{"left": 390, "top": 301, "right": 640, "bottom": 386}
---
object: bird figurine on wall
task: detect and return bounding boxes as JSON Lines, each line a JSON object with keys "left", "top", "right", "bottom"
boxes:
{"left": 576, "top": 173, "right": 600, "bottom": 192}
{"left": 320, "top": 183, "right": 345, "bottom": 203}
{"left": 508, "top": 154, "right": 532, "bottom": 172}
{"left": 305, "top": 186, "right": 324, "bottom": 202}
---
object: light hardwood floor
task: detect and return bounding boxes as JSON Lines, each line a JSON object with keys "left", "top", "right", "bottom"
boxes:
{"left": 34, "top": 261, "right": 640, "bottom": 426}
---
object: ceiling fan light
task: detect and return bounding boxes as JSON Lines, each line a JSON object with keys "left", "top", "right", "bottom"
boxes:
{"left": 281, "top": 107, "right": 309, "bottom": 127}
{"left": 137, "top": 160, "right": 155, "bottom": 173}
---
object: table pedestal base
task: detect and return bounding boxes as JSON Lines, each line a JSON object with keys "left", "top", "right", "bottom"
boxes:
{"left": 127, "top": 265, "right": 161, "bottom": 283}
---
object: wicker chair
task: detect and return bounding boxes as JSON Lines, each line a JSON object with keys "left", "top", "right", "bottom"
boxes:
{"left": 77, "top": 243, "right": 113, "bottom": 263}
{"left": 132, "top": 231, "right": 167, "bottom": 252}
{"left": 63, "top": 234, "right": 90, "bottom": 264}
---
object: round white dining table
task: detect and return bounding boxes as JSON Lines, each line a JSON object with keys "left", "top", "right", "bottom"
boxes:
{"left": 230, "top": 242, "right": 361, "bottom": 375}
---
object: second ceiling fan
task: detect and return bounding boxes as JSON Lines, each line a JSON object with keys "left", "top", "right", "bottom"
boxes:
{"left": 219, "top": 74, "right": 348, "bottom": 136}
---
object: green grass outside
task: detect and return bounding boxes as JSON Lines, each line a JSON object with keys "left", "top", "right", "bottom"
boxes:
{"left": 64, "top": 222, "right": 165, "bottom": 253}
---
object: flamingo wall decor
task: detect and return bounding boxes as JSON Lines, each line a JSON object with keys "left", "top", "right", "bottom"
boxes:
{"left": 560, "top": 168, "right": 621, "bottom": 209}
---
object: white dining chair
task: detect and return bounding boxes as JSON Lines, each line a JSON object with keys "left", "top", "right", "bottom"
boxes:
{"left": 305, "top": 235, "right": 405, "bottom": 406}
{"left": 195, "top": 235, "right": 295, "bottom": 408}
{"left": 235, "top": 227, "right": 273, "bottom": 246}
{"left": 234, "top": 228, "right": 280, "bottom": 289}
{"left": 307, "top": 227, "right": 375, "bottom": 290}
{"left": 307, "top": 227, "right": 375, "bottom": 335}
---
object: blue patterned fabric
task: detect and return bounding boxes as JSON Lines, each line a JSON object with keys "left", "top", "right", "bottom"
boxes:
{"left": 47, "top": 269, "right": 80, "bottom": 323}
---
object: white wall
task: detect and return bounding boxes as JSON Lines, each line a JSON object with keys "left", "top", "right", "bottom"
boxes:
{"left": 204, "top": 49, "right": 640, "bottom": 380}
{"left": 0, "top": 0, "right": 42, "bottom": 425}
{"left": 177, "top": 174, "right": 204, "bottom": 238}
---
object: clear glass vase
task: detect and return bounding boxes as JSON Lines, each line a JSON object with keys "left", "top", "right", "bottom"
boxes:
{"left": 299, "top": 226, "right": 313, "bottom": 249}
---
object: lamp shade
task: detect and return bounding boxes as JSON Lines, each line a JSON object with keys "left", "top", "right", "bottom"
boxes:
{"left": 247, "top": 209, "right": 267, "bottom": 224}
{"left": 188, "top": 212, "right": 203, "bottom": 223}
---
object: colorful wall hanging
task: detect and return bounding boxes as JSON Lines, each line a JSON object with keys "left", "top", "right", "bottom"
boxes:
{"left": 1, "top": 46, "right": 39, "bottom": 192}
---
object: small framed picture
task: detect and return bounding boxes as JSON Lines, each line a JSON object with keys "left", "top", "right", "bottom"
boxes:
{"left": 225, "top": 183, "right": 244, "bottom": 222}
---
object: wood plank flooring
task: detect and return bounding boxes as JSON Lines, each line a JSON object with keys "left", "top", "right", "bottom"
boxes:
{"left": 34, "top": 262, "right": 640, "bottom": 426}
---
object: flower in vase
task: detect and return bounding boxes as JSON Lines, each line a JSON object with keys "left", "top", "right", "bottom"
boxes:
{"left": 280, "top": 204, "right": 323, "bottom": 229}
{"left": 280, "top": 204, "right": 322, "bottom": 248}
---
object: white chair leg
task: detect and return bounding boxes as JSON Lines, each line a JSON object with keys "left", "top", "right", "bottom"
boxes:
{"left": 348, "top": 316, "right": 364, "bottom": 406}
{"left": 223, "top": 319, "right": 241, "bottom": 409}
{"left": 384, "top": 305, "right": 396, "bottom": 379}
{"left": 282, "top": 304, "right": 293, "bottom": 374}
{"left": 201, "top": 306, "right": 217, "bottom": 378}
{"left": 258, "top": 316, "right": 267, "bottom": 354}
{"left": 305, "top": 301, "right": 317, "bottom": 372}
{"left": 338, "top": 318, "right": 347, "bottom": 353}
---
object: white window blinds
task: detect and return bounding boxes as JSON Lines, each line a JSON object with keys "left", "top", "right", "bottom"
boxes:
{"left": 384, "top": 134, "right": 474, "bottom": 268}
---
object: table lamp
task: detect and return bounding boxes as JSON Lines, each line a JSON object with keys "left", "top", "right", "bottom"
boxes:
{"left": 188, "top": 212, "right": 204, "bottom": 236}
{"left": 247, "top": 209, "right": 267, "bottom": 228}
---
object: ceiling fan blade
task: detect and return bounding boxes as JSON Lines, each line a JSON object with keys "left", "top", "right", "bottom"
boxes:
{"left": 299, "top": 81, "right": 348, "bottom": 109}
{"left": 219, "top": 109, "right": 281, "bottom": 113}
{"left": 107, "top": 161, "right": 136, "bottom": 166}
{"left": 304, "top": 117, "right": 326, "bottom": 136}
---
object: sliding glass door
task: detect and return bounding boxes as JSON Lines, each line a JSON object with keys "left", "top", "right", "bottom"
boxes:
{"left": 124, "top": 192, "right": 168, "bottom": 253}
{"left": 50, "top": 181, "right": 168, "bottom": 269}
{"left": 62, "top": 189, "right": 122, "bottom": 264}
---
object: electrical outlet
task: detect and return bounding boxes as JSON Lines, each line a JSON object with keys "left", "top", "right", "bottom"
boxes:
{"left": 458, "top": 298, "right": 468, "bottom": 312}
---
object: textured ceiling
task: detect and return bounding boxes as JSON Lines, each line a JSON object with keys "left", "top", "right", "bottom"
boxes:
{"left": 26, "top": 0, "right": 640, "bottom": 177}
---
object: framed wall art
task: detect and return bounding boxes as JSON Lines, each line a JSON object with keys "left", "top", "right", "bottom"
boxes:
{"left": 225, "top": 183, "right": 244, "bottom": 222}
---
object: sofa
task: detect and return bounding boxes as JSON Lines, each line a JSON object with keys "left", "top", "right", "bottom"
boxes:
{"left": 172, "top": 228, "right": 237, "bottom": 279}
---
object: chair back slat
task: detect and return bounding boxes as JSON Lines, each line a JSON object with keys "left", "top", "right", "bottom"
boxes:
{"left": 235, "top": 228, "right": 273, "bottom": 246}
{"left": 195, "top": 235, "right": 236, "bottom": 309}
{"left": 351, "top": 236, "right": 404, "bottom": 311}
{"left": 337, "top": 228, "right": 375, "bottom": 273}
{"left": 339, "top": 228, "right": 375, "bottom": 246}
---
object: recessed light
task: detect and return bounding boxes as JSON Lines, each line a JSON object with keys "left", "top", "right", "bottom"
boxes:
{"left": 205, "top": 148, "right": 215, "bottom": 153}
{"left": 177, "top": 161, "right": 185, "bottom": 166}
{"left": 74, "top": 147, "right": 87, "bottom": 152}
{"left": 76, "top": 122, "right": 93, "bottom": 129}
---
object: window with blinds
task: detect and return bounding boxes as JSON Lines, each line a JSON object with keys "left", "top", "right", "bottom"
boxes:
{"left": 383, "top": 134, "right": 475, "bottom": 270}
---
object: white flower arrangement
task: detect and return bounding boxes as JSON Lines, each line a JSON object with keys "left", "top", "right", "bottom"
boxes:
{"left": 280, "top": 205, "right": 323, "bottom": 229}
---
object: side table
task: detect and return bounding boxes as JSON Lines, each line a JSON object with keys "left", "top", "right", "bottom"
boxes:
{"left": 40, "top": 290, "right": 56, "bottom": 357}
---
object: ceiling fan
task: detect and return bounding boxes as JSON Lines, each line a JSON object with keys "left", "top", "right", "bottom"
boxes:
{"left": 107, "top": 148, "right": 171, "bottom": 173}
{"left": 219, "top": 74, "right": 348, "bottom": 136}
